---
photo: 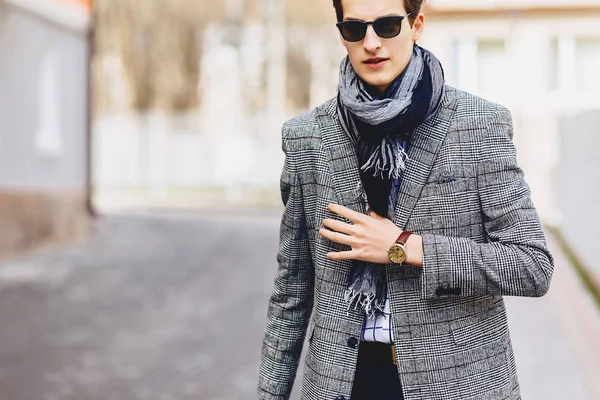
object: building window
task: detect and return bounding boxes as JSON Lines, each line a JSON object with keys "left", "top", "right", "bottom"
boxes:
{"left": 449, "top": 38, "right": 509, "bottom": 103}
{"left": 575, "top": 38, "right": 600, "bottom": 93}
{"left": 477, "top": 39, "right": 508, "bottom": 102}
{"left": 548, "top": 37, "right": 559, "bottom": 92}
{"left": 36, "top": 49, "right": 63, "bottom": 158}
{"left": 450, "top": 38, "right": 477, "bottom": 93}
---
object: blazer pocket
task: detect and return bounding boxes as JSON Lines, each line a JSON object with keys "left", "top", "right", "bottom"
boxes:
{"left": 450, "top": 307, "right": 509, "bottom": 346}
{"left": 422, "top": 176, "right": 476, "bottom": 197}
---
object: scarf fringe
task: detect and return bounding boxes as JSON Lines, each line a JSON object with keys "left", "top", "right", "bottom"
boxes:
{"left": 344, "top": 288, "right": 386, "bottom": 319}
{"left": 360, "top": 141, "right": 409, "bottom": 179}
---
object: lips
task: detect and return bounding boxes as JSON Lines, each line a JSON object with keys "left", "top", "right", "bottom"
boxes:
{"left": 364, "top": 57, "right": 389, "bottom": 64}
{"left": 363, "top": 57, "right": 389, "bottom": 70}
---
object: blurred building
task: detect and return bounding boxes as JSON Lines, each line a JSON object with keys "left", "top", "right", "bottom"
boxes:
{"left": 0, "top": 0, "right": 93, "bottom": 257}
{"left": 92, "top": 0, "right": 347, "bottom": 208}
{"left": 422, "top": 0, "right": 600, "bottom": 223}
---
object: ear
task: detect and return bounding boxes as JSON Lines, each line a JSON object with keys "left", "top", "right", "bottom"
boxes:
{"left": 411, "top": 13, "right": 425, "bottom": 42}
{"left": 338, "top": 31, "right": 348, "bottom": 49}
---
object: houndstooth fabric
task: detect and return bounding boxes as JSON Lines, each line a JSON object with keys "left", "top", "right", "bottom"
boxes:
{"left": 257, "top": 86, "right": 554, "bottom": 400}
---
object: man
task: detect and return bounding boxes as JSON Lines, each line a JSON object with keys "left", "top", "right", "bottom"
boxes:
{"left": 258, "top": 0, "right": 554, "bottom": 399}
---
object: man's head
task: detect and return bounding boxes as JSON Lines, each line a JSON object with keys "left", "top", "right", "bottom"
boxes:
{"left": 333, "top": 0, "right": 425, "bottom": 95}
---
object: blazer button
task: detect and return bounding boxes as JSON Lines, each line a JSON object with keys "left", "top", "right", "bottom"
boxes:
{"left": 347, "top": 337, "right": 358, "bottom": 349}
{"left": 335, "top": 396, "right": 346, "bottom": 400}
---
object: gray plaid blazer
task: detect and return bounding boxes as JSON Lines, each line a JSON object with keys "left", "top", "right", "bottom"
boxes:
{"left": 258, "top": 86, "right": 554, "bottom": 400}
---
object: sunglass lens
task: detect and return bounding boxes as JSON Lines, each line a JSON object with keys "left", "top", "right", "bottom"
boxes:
{"left": 374, "top": 17, "right": 402, "bottom": 38}
{"left": 341, "top": 21, "right": 367, "bottom": 42}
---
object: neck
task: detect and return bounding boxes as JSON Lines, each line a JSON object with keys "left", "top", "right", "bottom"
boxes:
{"left": 364, "top": 66, "right": 410, "bottom": 99}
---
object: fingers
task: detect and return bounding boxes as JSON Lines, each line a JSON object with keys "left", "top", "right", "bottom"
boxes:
{"left": 322, "top": 218, "right": 355, "bottom": 235}
{"left": 326, "top": 250, "right": 357, "bottom": 260}
{"left": 369, "top": 210, "right": 385, "bottom": 219}
{"left": 328, "top": 203, "right": 366, "bottom": 223}
{"left": 328, "top": 203, "right": 384, "bottom": 222}
{"left": 319, "top": 227, "right": 354, "bottom": 246}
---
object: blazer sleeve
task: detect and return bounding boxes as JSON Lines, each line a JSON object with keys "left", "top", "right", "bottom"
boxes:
{"left": 420, "top": 106, "right": 554, "bottom": 300}
{"left": 257, "top": 123, "right": 315, "bottom": 400}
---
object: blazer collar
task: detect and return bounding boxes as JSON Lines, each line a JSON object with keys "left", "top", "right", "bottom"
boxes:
{"left": 316, "top": 86, "right": 458, "bottom": 228}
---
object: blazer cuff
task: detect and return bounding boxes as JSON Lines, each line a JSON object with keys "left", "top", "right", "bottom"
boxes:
{"left": 420, "top": 233, "right": 474, "bottom": 300}
{"left": 257, "top": 376, "right": 291, "bottom": 400}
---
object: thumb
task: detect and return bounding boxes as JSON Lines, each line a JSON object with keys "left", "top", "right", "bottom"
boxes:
{"left": 369, "top": 210, "right": 384, "bottom": 219}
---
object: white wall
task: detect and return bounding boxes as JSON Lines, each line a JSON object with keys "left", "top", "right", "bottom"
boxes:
{"left": 0, "top": 4, "right": 89, "bottom": 190}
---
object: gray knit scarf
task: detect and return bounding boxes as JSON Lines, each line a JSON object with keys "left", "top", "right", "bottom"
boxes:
{"left": 337, "top": 45, "right": 445, "bottom": 318}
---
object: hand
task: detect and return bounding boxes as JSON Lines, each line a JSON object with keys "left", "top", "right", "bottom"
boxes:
{"left": 318, "top": 203, "right": 423, "bottom": 266}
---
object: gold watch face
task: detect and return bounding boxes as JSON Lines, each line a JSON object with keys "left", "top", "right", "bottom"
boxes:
{"left": 388, "top": 244, "right": 406, "bottom": 264}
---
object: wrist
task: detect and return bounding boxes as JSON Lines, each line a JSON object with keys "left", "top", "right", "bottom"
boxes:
{"left": 406, "top": 234, "right": 423, "bottom": 267}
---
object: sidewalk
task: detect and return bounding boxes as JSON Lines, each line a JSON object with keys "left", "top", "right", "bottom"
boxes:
{"left": 505, "top": 233, "right": 600, "bottom": 399}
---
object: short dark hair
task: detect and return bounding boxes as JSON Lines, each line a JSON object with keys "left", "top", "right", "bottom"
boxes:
{"left": 332, "top": 0, "right": 423, "bottom": 26}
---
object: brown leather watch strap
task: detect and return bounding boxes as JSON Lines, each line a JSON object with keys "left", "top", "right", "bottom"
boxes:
{"left": 395, "top": 230, "right": 413, "bottom": 246}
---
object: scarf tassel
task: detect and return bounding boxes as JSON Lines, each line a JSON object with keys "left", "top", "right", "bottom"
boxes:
{"left": 344, "top": 288, "right": 386, "bottom": 319}
{"left": 360, "top": 140, "right": 409, "bottom": 179}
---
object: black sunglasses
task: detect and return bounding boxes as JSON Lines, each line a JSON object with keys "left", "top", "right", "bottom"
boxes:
{"left": 336, "top": 13, "right": 411, "bottom": 43}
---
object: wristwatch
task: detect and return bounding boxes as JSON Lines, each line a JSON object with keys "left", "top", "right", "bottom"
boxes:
{"left": 387, "top": 231, "right": 413, "bottom": 264}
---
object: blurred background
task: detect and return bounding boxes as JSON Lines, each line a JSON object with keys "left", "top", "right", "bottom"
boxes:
{"left": 0, "top": 0, "right": 599, "bottom": 399}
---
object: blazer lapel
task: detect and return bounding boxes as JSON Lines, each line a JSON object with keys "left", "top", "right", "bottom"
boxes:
{"left": 317, "top": 99, "right": 368, "bottom": 215}
{"left": 392, "top": 86, "right": 458, "bottom": 228}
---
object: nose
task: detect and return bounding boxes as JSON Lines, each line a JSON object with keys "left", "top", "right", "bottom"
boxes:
{"left": 363, "top": 25, "right": 382, "bottom": 52}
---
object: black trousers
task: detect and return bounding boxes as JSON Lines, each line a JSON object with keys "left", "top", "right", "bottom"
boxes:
{"left": 350, "top": 341, "right": 405, "bottom": 400}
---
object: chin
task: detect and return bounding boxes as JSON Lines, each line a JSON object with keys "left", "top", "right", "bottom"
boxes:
{"left": 360, "top": 73, "right": 395, "bottom": 93}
